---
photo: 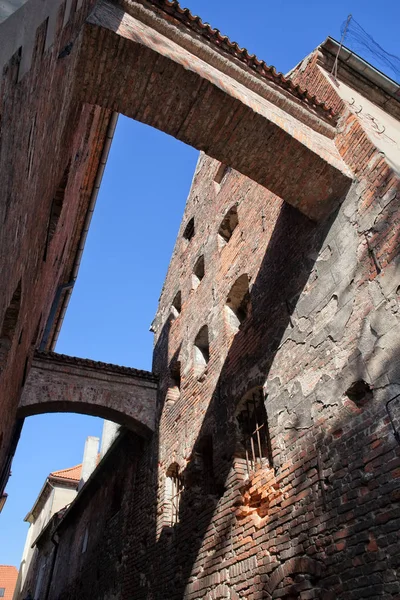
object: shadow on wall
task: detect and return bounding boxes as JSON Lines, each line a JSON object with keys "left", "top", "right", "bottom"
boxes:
{"left": 150, "top": 201, "right": 329, "bottom": 597}
{"left": 146, "top": 182, "right": 400, "bottom": 599}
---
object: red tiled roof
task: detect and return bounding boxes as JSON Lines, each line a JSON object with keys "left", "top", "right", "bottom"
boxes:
{"left": 0, "top": 565, "right": 18, "bottom": 600}
{"left": 50, "top": 463, "right": 82, "bottom": 483}
{"left": 147, "top": 0, "right": 336, "bottom": 119}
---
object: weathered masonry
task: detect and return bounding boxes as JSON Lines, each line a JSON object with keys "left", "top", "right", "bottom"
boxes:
{"left": 0, "top": 0, "right": 354, "bottom": 492}
{"left": 19, "top": 352, "right": 158, "bottom": 436}
{"left": 2, "top": 0, "right": 400, "bottom": 599}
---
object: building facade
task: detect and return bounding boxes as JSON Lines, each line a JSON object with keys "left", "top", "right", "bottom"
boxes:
{"left": 14, "top": 464, "right": 81, "bottom": 600}
{"left": 0, "top": 566, "right": 18, "bottom": 600}
{"left": 14, "top": 435, "right": 103, "bottom": 600}
{"left": 21, "top": 36, "right": 400, "bottom": 599}
{"left": 1, "top": 0, "right": 400, "bottom": 598}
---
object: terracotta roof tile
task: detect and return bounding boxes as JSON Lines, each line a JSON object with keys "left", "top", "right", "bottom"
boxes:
{"left": 50, "top": 463, "right": 82, "bottom": 483}
{"left": 147, "top": 0, "right": 336, "bottom": 119}
{"left": 0, "top": 565, "right": 18, "bottom": 600}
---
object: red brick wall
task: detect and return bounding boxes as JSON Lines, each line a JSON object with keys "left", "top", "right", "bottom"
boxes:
{"left": 146, "top": 59, "right": 400, "bottom": 597}
{"left": 0, "top": 0, "right": 108, "bottom": 483}
{"left": 16, "top": 30, "right": 400, "bottom": 600}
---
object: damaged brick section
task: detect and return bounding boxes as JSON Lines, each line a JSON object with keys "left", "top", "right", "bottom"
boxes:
{"left": 2, "top": 5, "right": 400, "bottom": 600}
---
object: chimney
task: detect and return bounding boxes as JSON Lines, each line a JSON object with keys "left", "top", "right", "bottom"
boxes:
{"left": 100, "top": 420, "right": 120, "bottom": 459}
{"left": 78, "top": 436, "right": 100, "bottom": 491}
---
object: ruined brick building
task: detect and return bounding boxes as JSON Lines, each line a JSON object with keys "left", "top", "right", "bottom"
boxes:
{"left": 1, "top": 0, "right": 400, "bottom": 598}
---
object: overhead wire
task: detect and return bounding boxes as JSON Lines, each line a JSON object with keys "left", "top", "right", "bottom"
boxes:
{"left": 335, "top": 15, "right": 400, "bottom": 83}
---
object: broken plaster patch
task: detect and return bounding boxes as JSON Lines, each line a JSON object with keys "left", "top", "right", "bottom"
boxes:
{"left": 297, "top": 369, "right": 323, "bottom": 397}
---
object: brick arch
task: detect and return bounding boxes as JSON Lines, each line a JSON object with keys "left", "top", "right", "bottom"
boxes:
{"left": 264, "top": 557, "right": 324, "bottom": 599}
{"left": 77, "top": 0, "right": 351, "bottom": 222}
{"left": 18, "top": 352, "right": 158, "bottom": 438}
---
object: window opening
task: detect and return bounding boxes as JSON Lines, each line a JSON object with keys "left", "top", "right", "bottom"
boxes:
{"left": 345, "top": 380, "right": 373, "bottom": 407}
{"left": 0, "top": 589, "right": 4, "bottom": 597}
{"left": 218, "top": 205, "right": 238, "bottom": 246}
{"left": 171, "top": 291, "right": 182, "bottom": 318}
{"left": 192, "top": 255, "right": 205, "bottom": 290}
{"left": 166, "top": 361, "right": 181, "bottom": 408}
{"left": 183, "top": 217, "right": 195, "bottom": 241}
{"left": 194, "top": 325, "right": 209, "bottom": 370}
{"left": 236, "top": 389, "right": 272, "bottom": 474}
{"left": 43, "top": 162, "right": 70, "bottom": 261}
{"left": 214, "top": 162, "right": 229, "bottom": 185}
{"left": 166, "top": 464, "right": 183, "bottom": 526}
{"left": 82, "top": 526, "right": 89, "bottom": 553}
{"left": 170, "top": 361, "right": 181, "bottom": 393}
{"left": 194, "top": 436, "right": 214, "bottom": 495}
{"left": 0, "top": 280, "right": 22, "bottom": 374}
{"left": 225, "top": 274, "right": 250, "bottom": 333}
{"left": 110, "top": 479, "right": 123, "bottom": 518}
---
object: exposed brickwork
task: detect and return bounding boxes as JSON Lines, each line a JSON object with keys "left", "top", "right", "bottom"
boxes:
{"left": 18, "top": 350, "right": 158, "bottom": 435}
{"left": 17, "top": 351, "right": 157, "bottom": 437}
{"left": 4, "top": 4, "right": 400, "bottom": 600}
{"left": 29, "top": 71, "right": 400, "bottom": 599}
{"left": 0, "top": 0, "right": 354, "bottom": 493}
{"left": 0, "top": 0, "right": 110, "bottom": 487}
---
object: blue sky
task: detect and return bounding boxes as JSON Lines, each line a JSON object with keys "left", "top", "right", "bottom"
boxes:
{"left": 1, "top": 0, "right": 399, "bottom": 569}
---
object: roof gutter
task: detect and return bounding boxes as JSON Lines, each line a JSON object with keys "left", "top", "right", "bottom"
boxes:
{"left": 321, "top": 37, "right": 400, "bottom": 100}
{"left": 49, "top": 111, "right": 119, "bottom": 351}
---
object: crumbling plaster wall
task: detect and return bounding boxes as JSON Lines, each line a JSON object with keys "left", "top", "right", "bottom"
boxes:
{"left": 27, "top": 106, "right": 400, "bottom": 600}
{"left": 149, "top": 67, "right": 400, "bottom": 595}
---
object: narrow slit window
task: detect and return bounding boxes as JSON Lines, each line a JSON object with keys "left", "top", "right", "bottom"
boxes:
{"left": 236, "top": 388, "right": 272, "bottom": 475}
{"left": 218, "top": 205, "right": 238, "bottom": 247}
{"left": 183, "top": 217, "right": 195, "bottom": 241}
{"left": 43, "top": 162, "right": 70, "bottom": 260}
{"left": 225, "top": 274, "right": 250, "bottom": 333}
{"left": 194, "top": 436, "right": 214, "bottom": 495}
{"left": 110, "top": 479, "right": 123, "bottom": 518}
{"left": 81, "top": 526, "right": 89, "bottom": 554}
{"left": 166, "top": 464, "right": 183, "bottom": 526}
{"left": 166, "top": 361, "right": 181, "bottom": 408}
{"left": 194, "top": 325, "right": 209, "bottom": 371}
{"left": 214, "top": 162, "right": 229, "bottom": 185}
{"left": 171, "top": 291, "right": 182, "bottom": 318}
{"left": 192, "top": 255, "right": 205, "bottom": 290}
{"left": 0, "top": 281, "right": 22, "bottom": 373}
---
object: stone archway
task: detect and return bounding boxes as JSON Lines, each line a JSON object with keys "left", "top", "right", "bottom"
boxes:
{"left": 18, "top": 351, "right": 158, "bottom": 437}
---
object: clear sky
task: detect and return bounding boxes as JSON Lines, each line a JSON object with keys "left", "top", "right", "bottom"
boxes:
{"left": 1, "top": 0, "right": 399, "bottom": 569}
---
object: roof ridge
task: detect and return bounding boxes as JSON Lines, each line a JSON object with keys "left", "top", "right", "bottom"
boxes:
{"left": 50, "top": 463, "right": 82, "bottom": 476}
{"left": 146, "top": 0, "right": 336, "bottom": 119}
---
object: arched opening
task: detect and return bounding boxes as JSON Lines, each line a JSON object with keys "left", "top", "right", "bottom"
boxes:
{"left": 214, "top": 162, "right": 229, "bottom": 188}
{"left": 165, "top": 361, "right": 181, "bottom": 409}
{"left": 225, "top": 274, "right": 250, "bottom": 333}
{"left": 194, "top": 325, "right": 209, "bottom": 372}
{"left": 183, "top": 217, "right": 195, "bottom": 241}
{"left": 235, "top": 387, "right": 272, "bottom": 474}
{"left": 192, "top": 255, "right": 205, "bottom": 290}
{"left": 171, "top": 291, "right": 182, "bottom": 318}
{"left": 0, "top": 280, "right": 22, "bottom": 373}
{"left": 165, "top": 463, "right": 183, "bottom": 526}
{"left": 193, "top": 436, "right": 214, "bottom": 495}
{"left": 218, "top": 205, "right": 238, "bottom": 247}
